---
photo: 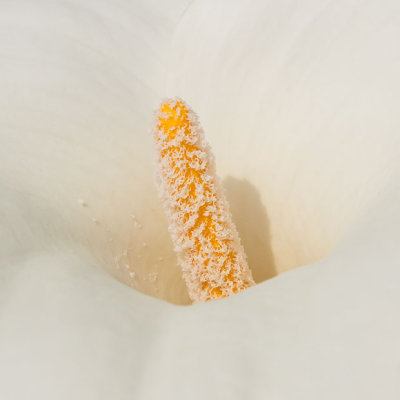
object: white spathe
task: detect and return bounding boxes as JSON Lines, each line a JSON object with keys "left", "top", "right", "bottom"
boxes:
{"left": 0, "top": 0, "right": 399, "bottom": 399}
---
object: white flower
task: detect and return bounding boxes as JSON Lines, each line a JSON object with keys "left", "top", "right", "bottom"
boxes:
{"left": 0, "top": 0, "right": 399, "bottom": 399}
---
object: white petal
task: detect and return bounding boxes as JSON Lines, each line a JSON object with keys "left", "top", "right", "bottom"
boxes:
{"left": 0, "top": 0, "right": 193, "bottom": 303}
{"left": 167, "top": 0, "right": 400, "bottom": 273}
{"left": 1, "top": 182, "right": 399, "bottom": 398}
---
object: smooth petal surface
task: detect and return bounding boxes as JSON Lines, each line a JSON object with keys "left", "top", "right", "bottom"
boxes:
{"left": 167, "top": 0, "right": 400, "bottom": 273}
{"left": 0, "top": 0, "right": 193, "bottom": 303}
{"left": 1, "top": 0, "right": 400, "bottom": 399}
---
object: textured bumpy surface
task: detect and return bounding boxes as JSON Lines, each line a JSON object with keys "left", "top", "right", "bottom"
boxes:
{"left": 153, "top": 98, "right": 254, "bottom": 302}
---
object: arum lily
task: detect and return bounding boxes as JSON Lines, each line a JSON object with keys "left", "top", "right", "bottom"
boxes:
{"left": 1, "top": 0, "right": 399, "bottom": 399}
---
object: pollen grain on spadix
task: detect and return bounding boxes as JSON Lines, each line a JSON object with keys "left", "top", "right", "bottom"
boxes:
{"left": 152, "top": 98, "right": 254, "bottom": 303}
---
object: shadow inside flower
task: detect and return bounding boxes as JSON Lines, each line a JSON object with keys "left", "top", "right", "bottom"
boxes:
{"left": 223, "top": 176, "right": 277, "bottom": 283}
